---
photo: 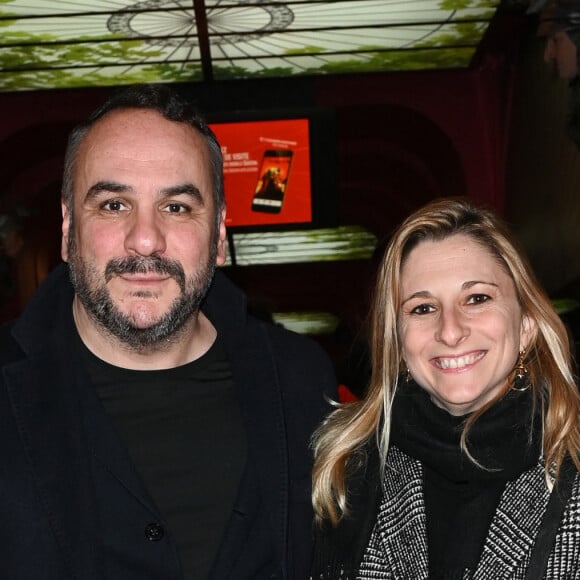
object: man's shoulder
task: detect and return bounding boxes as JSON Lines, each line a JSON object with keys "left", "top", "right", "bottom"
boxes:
{"left": 0, "top": 320, "right": 23, "bottom": 367}
{"left": 208, "top": 270, "right": 332, "bottom": 365}
{"left": 260, "top": 320, "right": 338, "bottom": 400}
{"left": 1, "top": 264, "right": 73, "bottom": 361}
{"left": 265, "top": 320, "right": 331, "bottom": 364}
{"left": 206, "top": 270, "right": 337, "bottom": 396}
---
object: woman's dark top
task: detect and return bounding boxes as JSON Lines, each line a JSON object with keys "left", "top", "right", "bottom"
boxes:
{"left": 312, "top": 381, "right": 542, "bottom": 580}
{"left": 391, "top": 381, "right": 542, "bottom": 579}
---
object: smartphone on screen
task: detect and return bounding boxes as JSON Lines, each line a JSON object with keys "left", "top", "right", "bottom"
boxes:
{"left": 251, "top": 149, "right": 294, "bottom": 213}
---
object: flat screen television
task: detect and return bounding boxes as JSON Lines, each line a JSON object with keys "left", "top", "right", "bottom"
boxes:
{"left": 208, "top": 109, "right": 337, "bottom": 231}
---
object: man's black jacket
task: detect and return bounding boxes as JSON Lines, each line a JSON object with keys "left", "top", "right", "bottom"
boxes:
{"left": 0, "top": 264, "right": 337, "bottom": 579}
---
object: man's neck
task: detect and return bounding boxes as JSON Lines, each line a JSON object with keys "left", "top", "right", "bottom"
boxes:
{"left": 72, "top": 297, "right": 217, "bottom": 370}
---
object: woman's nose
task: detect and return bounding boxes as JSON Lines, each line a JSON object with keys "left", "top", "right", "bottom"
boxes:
{"left": 435, "top": 307, "right": 469, "bottom": 346}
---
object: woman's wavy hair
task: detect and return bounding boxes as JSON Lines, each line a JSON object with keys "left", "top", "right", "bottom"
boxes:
{"left": 312, "top": 197, "right": 580, "bottom": 526}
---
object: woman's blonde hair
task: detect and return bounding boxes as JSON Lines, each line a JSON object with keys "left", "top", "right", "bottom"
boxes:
{"left": 312, "top": 197, "right": 580, "bottom": 526}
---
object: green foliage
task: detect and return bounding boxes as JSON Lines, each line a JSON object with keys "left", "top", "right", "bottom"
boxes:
{"left": 0, "top": 25, "right": 184, "bottom": 90}
{"left": 439, "top": 0, "right": 498, "bottom": 8}
{"left": 213, "top": 64, "right": 295, "bottom": 80}
{"left": 284, "top": 46, "right": 325, "bottom": 56}
{"left": 1, "top": 35, "right": 163, "bottom": 69}
{"left": 0, "top": 45, "right": 204, "bottom": 90}
{"left": 0, "top": 0, "right": 18, "bottom": 14}
{"left": 0, "top": 0, "right": 498, "bottom": 91}
{"left": 156, "top": 63, "right": 203, "bottom": 83}
{"left": 0, "top": 60, "right": 204, "bottom": 91}
{"left": 307, "top": 48, "right": 474, "bottom": 74}
{"left": 440, "top": 0, "right": 472, "bottom": 9}
{"left": 212, "top": 45, "right": 474, "bottom": 82}
{"left": 416, "top": 22, "right": 483, "bottom": 48}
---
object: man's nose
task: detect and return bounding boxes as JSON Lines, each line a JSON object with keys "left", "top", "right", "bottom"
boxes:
{"left": 124, "top": 208, "right": 167, "bottom": 257}
{"left": 544, "top": 38, "right": 556, "bottom": 63}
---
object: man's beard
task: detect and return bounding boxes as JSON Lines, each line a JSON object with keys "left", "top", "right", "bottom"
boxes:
{"left": 67, "top": 236, "right": 217, "bottom": 351}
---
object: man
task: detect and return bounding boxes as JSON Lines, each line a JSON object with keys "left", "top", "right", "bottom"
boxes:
{"left": 533, "top": 0, "right": 580, "bottom": 145}
{"left": 543, "top": 19, "right": 579, "bottom": 78}
{"left": 0, "top": 84, "right": 337, "bottom": 579}
{"left": 537, "top": 0, "right": 580, "bottom": 79}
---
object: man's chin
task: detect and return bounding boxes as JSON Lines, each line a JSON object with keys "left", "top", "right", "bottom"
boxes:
{"left": 103, "top": 315, "right": 184, "bottom": 350}
{"left": 119, "top": 303, "right": 173, "bottom": 328}
{"left": 102, "top": 298, "right": 198, "bottom": 349}
{"left": 121, "top": 315, "right": 172, "bottom": 334}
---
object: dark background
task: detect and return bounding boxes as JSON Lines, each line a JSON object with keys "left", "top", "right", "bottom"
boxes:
{"left": 1, "top": 6, "right": 579, "bottom": 381}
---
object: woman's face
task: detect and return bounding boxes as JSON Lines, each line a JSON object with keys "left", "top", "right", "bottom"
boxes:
{"left": 398, "top": 234, "right": 534, "bottom": 416}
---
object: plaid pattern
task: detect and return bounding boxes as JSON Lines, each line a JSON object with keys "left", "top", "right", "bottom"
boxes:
{"left": 357, "top": 446, "right": 580, "bottom": 580}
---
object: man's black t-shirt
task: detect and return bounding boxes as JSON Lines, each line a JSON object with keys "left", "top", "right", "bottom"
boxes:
{"left": 80, "top": 336, "right": 247, "bottom": 579}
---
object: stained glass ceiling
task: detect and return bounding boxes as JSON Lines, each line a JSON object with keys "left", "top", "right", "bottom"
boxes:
{"left": 0, "top": 0, "right": 500, "bottom": 92}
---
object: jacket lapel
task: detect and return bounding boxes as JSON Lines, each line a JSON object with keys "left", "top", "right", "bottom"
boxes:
{"left": 203, "top": 272, "right": 289, "bottom": 577}
{"left": 4, "top": 331, "right": 105, "bottom": 580}
{"left": 377, "top": 446, "right": 430, "bottom": 579}
{"left": 78, "top": 366, "right": 165, "bottom": 519}
{"left": 473, "top": 463, "right": 549, "bottom": 579}
{"left": 217, "top": 321, "right": 289, "bottom": 577}
{"left": 4, "top": 264, "right": 158, "bottom": 580}
{"left": 233, "top": 321, "right": 288, "bottom": 541}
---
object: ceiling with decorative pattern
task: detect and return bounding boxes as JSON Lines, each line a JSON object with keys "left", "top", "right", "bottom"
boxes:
{"left": 0, "top": 0, "right": 500, "bottom": 92}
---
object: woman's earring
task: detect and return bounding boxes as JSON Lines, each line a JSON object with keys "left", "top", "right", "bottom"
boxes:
{"left": 405, "top": 368, "right": 412, "bottom": 383}
{"left": 512, "top": 350, "right": 530, "bottom": 392}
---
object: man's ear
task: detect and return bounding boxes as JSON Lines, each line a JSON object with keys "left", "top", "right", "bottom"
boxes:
{"left": 215, "top": 206, "right": 227, "bottom": 266}
{"left": 61, "top": 199, "right": 70, "bottom": 263}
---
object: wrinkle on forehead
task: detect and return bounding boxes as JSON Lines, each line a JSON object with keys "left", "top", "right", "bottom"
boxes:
{"left": 74, "top": 108, "right": 213, "bottom": 208}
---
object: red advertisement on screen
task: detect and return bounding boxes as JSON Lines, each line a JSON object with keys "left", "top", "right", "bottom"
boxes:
{"left": 209, "top": 118, "right": 312, "bottom": 228}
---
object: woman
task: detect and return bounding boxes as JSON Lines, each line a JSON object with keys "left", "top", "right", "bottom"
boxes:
{"left": 311, "top": 198, "right": 580, "bottom": 579}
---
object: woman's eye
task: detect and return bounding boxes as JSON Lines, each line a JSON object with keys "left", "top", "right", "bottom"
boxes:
{"left": 467, "top": 294, "right": 490, "bottom": 305}
{"left": 410, "top": 304, "right": 434, "bottom": 315}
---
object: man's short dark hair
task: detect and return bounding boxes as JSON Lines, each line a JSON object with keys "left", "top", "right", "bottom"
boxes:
{"left": 61, "top": 84, "right": 224, "bottom": 225}
{"left": 537, "top": 0, "right": 580, "bottom": 46}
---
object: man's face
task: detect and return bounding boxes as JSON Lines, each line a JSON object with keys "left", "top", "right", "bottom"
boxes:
{"left": 61, "top": 108, "right": 227, "bottom": 349}
{"left": 544, "top": 30, "right": 579, "bottom": 79}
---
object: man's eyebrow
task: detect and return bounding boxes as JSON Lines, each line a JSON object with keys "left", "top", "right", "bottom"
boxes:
{"left": 85, "top": 181, "right": 130, "bottom": 200}
{"left": 160, "top": 183, "right": 205, "bottom": 206}
{"left": 83, "top": 182, "right": 205, "bottom": 206}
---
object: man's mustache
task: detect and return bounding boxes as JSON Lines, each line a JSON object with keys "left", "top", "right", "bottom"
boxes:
{"left": 105, "top": 255, "right": 186, "bottom": 291}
